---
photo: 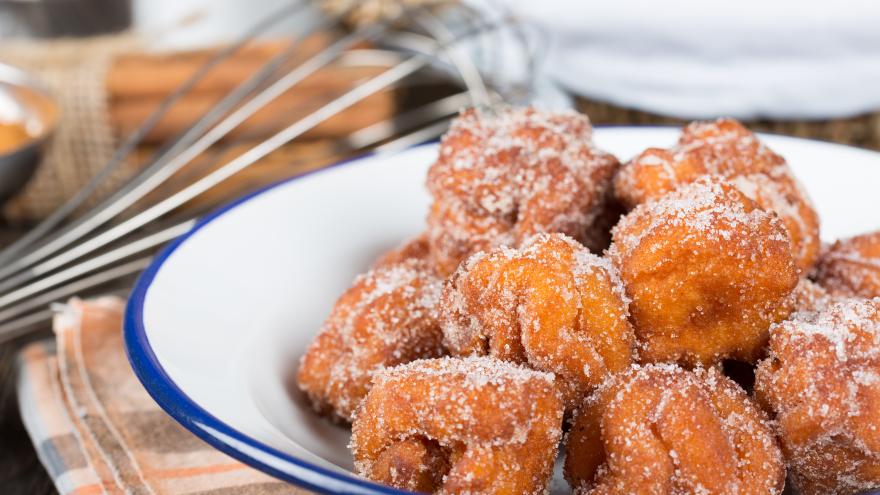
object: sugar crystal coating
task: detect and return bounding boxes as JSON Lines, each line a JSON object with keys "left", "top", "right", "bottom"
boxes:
{"left": 755, "top": 298, "right": 880, "bottom": 495}
{"left": 816, "top": 231, "right": 880, "bottom": 300}
{"left": 440, "top": 232, "right": 635, "bottom": 409}
{"left": 614, "top": 118, "right": 789, "bottom": 207}
{"left": 609, "top": 176, "right": 798, "bottom": 366}
{"left": 291, "top": 112, "right": 880, "bottom": 494}
{"left": 297, "top": 259, "right": 445, "bottom": 422}
{"left": 565, "top": 363, "right": 785, "bottom": 495}
{"left": 614, "top": 118, "right": 820, "bottom": 272}
{"left": 351, "top": 356, "right": 564, "bottom": 494}
{"left": 726, "top": 172, "right": 820, "bottom": 273}
{"left": 426, "top": 105, "right": 620, "bottom": 275}
{"left": 789, "top": 278, "right": 839, "bottom": 314}
{"left": 371, "top": 233, "right": 434, "bottom": 271}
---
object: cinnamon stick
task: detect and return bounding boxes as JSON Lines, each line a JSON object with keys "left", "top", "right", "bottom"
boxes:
{"left": 109, "top": 84, "right": 396, "bottom": 142}
{"left": 106, "top": 38, "right": 399, "bottom": 143}
{"left": 105, "top": 35, "right": 333, "bottom": 99}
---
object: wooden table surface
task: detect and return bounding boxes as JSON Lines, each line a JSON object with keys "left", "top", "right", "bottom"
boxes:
{"left": 0, "top": 228, "right": 54, "bottom": 494}
{"left": 0, "top": 344, "right": 55, "bottom": 494}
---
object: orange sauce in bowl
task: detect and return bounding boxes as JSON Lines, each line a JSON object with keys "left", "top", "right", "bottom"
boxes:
{"left": 0, "top": 121, "right": 31, "bottom": 154}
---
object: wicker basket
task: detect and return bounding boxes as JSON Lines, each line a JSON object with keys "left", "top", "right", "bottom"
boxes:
{"left": 577, "top": 98, "right": 880, "bottom": 151}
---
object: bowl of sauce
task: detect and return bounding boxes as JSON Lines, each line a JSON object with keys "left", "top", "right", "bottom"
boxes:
{"left": 0, "top": 63, "right": 59, "bottom": 206}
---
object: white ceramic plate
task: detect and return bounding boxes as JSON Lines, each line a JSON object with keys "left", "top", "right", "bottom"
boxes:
{"left": 125, "top": 128, "right": 880, "bottom": 494}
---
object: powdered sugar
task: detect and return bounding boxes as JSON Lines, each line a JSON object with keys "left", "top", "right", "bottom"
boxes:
{"left": 439, "top": 233, "right": 635, "bottom": 408}
{"left": 612, "top": 177, "right": 788, "bottom": 256}
{"left": 426, "top": 105, "right": 620, "bottom": 275}
{"left": 816, "top": 231, "right": 880, "bottom": 300}
{"left": 297, "top": 259, "right": 445, "bottom": 422}
{"left": 351, "top": 356, "right": 564, "bottom": 494}
{"left": 566, "top": 363, "right": 784, "bottom": 495}
{"left": 755, "top": 298, "right": 880, "bottom": 494}
{"left": 614, "top": 118, "right": 791, "bottom": 208}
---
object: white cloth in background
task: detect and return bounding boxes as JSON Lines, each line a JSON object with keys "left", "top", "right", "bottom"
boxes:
{"left": 134, "top": 0, "right": 880, "bottom": 118}
{"left": 504, "top": 0, "right": 880, "bottom": 119}
{"left": 133, "top": 0, "right": 573, "bottom": 108}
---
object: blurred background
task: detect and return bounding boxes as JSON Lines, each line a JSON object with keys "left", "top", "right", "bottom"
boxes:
{"left": 0, "top": 0, "right": 878, "bottom": 492}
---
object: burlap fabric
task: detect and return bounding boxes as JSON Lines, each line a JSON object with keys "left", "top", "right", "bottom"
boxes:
{"left": 0, "top": 35, "right": 139, "bottom": 224}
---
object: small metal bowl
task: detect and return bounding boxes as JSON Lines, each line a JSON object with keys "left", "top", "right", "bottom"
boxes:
{"left": 0, "top": 63, "right": 59, "bottom": 207}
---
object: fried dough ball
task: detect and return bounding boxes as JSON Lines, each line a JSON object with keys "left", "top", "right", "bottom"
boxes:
{"left": 815, "top": 231, "right": 880, "bottom": 299}
{"left": 614, "top": 118, "right": 787, "bottom": 207}
{"left": 614, "top": 118, "right": 820, "bottom": 272}
{"left": 790, "top": 278, "right": 837, "bottom": 314}
{"left": 297, "top": 259, "right": 444, "bottom": 422}
{"left": 441, "top": 233, "right": 635, "bottom": 407}
{"left": 426, "top": 106, "right": 620, "bottom": 275}
{"left": 426, "top": 199, "right": 509, "bottom": 276}
{"left": 565, "top": 363, "right": 784, "bottom": 495}
{"left": 727, "top": 173, "right": 820, "bottom": 273}
{"left": 372, "top": 233, "right": 433, "bottom": 270}
{"left": 755, "top": 298, "right": 880, "bottom": 495}
{"left": 351, "top": 356, "right": 564, "bottom": 494}
{"left": 609, "top": 177, "right": 798, "bottom": 366}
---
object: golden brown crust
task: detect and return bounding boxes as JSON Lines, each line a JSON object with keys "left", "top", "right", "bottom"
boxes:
{"left": 614, "top": 118, "right": 788, "bottom": 207}
{"left": 727, "top": 173, "right": 820, "bottom": 274}
{"left": 564, "top": 364, "right": 785, "bottom": 495}
{"left": 440, "top": 233, "right": 635, "bottom": 408}
{"left": 296, "top": 259, "right": 445, "bottom": 422}
{"left": 815, "top": 231, "right": 880, "bottom": 299}
{"left": 426, "top": 198, "right": 512, "bottom": 277}
{"left": 609, "top": 177, "right": 798, "bottom": 366}
{"left": 790, "top": 278, "right": 836, "bottom": 314}
{"left": 426, "top": 106, "right": 620, "bottom": 276}
{"left": 755, "top": 298, "right": 880, "bottom": 495}
{"left": 614, "top": 118, "right": 820, "bottom": 272}
{"left": 371, "top": 233, "right": 433, "bottom": 270}
{"left": 351, "top": 356, "right": 564, "bottom": 494}
{"left": 789, "top": 277, "right": 862, "bottom": 316}
{"left": 367, "top": 437, "right": 450, "bottom": 492}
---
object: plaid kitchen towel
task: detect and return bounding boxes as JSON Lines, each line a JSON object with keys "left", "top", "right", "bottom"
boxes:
{"left": 16, "top": 297, "right": 309, "bottom": 494}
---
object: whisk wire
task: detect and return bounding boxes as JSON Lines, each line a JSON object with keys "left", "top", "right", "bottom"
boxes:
{"left": 0, "top": 117, "right": 448, "bottom": 343}
{"left": 412, "top": 9, "right": 490, "bottom": 106}
{"left": 0, "top": 9, "right": 375, "bottom": 284}
{"left": 0, "top": 5, "right": 528, "bottom": 343}
{"left": 1, "top": 19, "right": 497, "bottom": 292}
{"left": 0, "top": 0, "right": 311, "bottom": 267}
{"left": 0, "top": 87, "right": 477, "bottom": 343}
{"left": 0, "top": 222, "right": 194, "bottom": 310}
{"left": 0, "top": 258, "right": 151, "bottom": 326}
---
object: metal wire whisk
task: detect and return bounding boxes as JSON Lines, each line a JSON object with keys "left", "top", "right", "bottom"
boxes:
{"left": 0, "top": 0, "right": 539, "bottom": 343}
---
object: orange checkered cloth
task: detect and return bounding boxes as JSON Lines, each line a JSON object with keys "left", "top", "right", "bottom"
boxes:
{"left": 16, "top": 297, "right": 310, "bottom": 494}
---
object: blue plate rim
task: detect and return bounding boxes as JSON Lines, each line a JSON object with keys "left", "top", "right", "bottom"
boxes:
{"left": 123, "top": 144, "right": 438, "bottom": 495}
